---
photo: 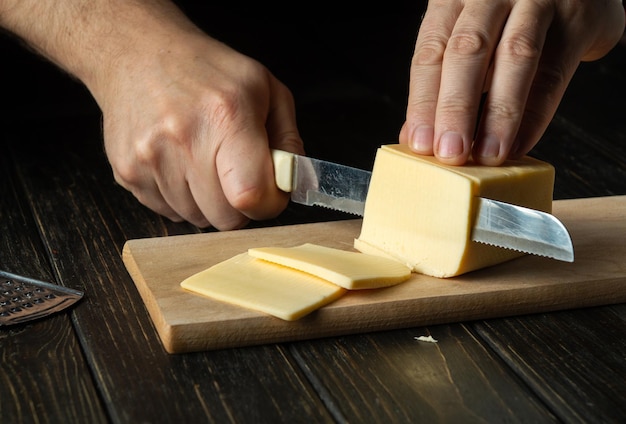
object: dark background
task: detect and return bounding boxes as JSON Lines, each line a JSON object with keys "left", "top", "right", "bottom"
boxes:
{"left": 1, "top": 3, "right": 426, "bottom": 170}
{"left": 1, "top": 3, "right": 624, "bottom": 191}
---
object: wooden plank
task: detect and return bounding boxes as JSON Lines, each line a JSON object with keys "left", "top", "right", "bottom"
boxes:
{"left": 474, "top": 306, "right": 626, "bottom": 423}
{"left": 289, "top": 325, "right": 558, "bottom": 422}
{"left": 0, "top": 140, "right": 107, "bottom": 424}
{"left": 122, "top": 195, "right": 626, "bottom": 353}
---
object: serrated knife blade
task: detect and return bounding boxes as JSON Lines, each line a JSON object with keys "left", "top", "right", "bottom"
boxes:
{"left": 271, "top": 149, "right": 574, "bottom": 262}
{"left": 472, "top": 197, "right": 574, "bottom": 261}
{"left": 272, "top": 149, "right": 370, "bottom": 216}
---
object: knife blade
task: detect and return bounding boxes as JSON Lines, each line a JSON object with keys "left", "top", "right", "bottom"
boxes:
{"left": 271, "top": 149, "right": 574, "bottom": 262}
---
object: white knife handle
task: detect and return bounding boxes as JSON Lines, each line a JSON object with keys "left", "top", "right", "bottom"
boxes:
{"left": 271, "top": 149, "right": 295, "bottom": 192}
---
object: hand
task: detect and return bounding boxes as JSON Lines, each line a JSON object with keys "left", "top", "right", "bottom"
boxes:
{"left": 98, "top": 33, "right": 304, "bottom": 230}
{"left": 0, "top": 0, "right": 304, "bottom": 230}
{"left": 400, "top": 0, "right": 625, "bottom": 165}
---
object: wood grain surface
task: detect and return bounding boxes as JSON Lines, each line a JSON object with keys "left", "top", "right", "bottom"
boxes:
{"left": 123, "top": 195, "right": 626, "bottom": 353}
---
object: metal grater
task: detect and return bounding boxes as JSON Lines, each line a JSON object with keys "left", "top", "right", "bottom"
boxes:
{"left": 0, "top": 270, "right": 83, "bottom": 326}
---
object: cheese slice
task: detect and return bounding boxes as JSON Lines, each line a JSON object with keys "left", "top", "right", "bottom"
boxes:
{"left": 248, "top": 243, "right": 412, "bottom": 289}
{"left": 180, "top": 253, "right": 346, "bottom": 321}
{"left": 354, "top": 144, "right": 555, "bottom": 278}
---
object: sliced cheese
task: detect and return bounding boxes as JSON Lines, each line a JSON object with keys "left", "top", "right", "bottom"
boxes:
{"left": 248, "top": 243, "right": 411, "bottom": 289}
{"left": 180, "top": 253, "right": 346, "bottom": 321}
{"left": 354, "top": 144, "right": 555, "bottom": 278}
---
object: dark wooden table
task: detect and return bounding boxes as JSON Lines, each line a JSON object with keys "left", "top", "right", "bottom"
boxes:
{"left": 1, "top": 20, "right": 625, "bottom": 423}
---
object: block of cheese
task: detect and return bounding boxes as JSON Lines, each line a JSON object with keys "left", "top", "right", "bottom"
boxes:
{"left": 248, "top": 243, "right": 411, "bottom": 289}
{"left": 354, "top": 144, "right": 555, "bottom": 278}
{"left": 180, "top": 253, "right": 346, "bottom": 321}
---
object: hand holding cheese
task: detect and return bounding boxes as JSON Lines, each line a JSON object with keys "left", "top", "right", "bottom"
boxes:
{"left": 354, "top": 144, "right": 555, "bottom": 277}
{"left": 401, "top": 0, "right": 625, "bottom": 166}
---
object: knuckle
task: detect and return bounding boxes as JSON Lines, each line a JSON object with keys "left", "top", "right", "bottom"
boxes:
{"left": 447, "top": 29, "right": 489, "bottom": 56}
{"left": 520, "top": 104, "right": 553, "bottom": 129}
{"left": 133, "top": 132, "right": 166, "bottom": 167}
{"left": 533, "top": 66, "right": 567, "bottom": 94}
{"left": 499, "top": 34, "right": 542, "bottom": 62}
{"left": 485, "top": 99, "right": 522, "bottom": 123}
{"left": 413, "top": 36, "right": 447, "bottom": 66}
{"left": 273, "top": 130, "right": 304, "bottom": 153}
{"left": 407, "top": 97, "right": 438, "bottom": 115}
{"left": 204, "top": 87, "right": 243, "bottom": 128}
{"left": 204, "top": 62, "right": 269, "bottom": 121}
{"left": 437, "top": 95, "right": 475, "bottom": 116}
{"left": 111, "top": 154, "right": 142, "bottom": 187}
{"left": 228, "top": 184, "right": 264, "bottom": 213}
{"left": 113, "top": 132, "right": 172, "bottom": 187}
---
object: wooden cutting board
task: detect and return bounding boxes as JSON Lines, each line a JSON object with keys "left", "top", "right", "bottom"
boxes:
{"left": 123, "top": 195, "right": 626, "bottom": 354}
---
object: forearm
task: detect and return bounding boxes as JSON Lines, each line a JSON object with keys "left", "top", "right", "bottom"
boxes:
{"left": 0, "top": 0, "right": 203, "bottom": 100}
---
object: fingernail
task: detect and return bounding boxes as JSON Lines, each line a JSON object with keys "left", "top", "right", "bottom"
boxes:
{"left": 410, "top": 126, "right": 434, "bottom": 153}
{"left": 438, "top": 132, "right": 464, "bottom": 158}
{"left": 477, "top": 134, "right": 501, "bottom": 159}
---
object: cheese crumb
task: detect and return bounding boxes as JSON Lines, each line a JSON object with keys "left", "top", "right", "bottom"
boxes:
{"left": 414, "top": 335, "right": 438, "bottom": 343}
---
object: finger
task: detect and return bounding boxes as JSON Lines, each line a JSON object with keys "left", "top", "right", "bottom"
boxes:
{"left": 151, "top": 159, "right": 212, "bottom": 228}
{"left": 509, "top": 32, "right": 581, "bottom": 159}
{"left": 106, "top": 140, "right": 187, "bottom": 223}
{"left": 434, "top": 0, "right": 509, "bottom": 165}
{"left": 473, "top": 0, "right": 553, "bottom": 165}
{"left": 187, "top": 141, "right": 249, "bottom": 230}
{"left": 509, "top": 0, "right": 624, "bottom": 159}
{"left": 127, "top": 178, "right": 186, "bottom": 223}
{"left": 265, "top": 78, "right": 305, "bottom": 155}
{"left": 218, "top": 77, "right": 298, "bottom": 221}
{"left": 120, "top": 126, "right": 214, "bottom": 227}
{"left": 112, "top": 169, "right": 186, "bottom": 223}
{"left": 214, "top": 133, "right": 287, "bottom": 224}
{"left": 403, "top": 0, "right": 461, "bottom": 155}
{"left": 188, "top": 76, "right": 296, "bottom": 230}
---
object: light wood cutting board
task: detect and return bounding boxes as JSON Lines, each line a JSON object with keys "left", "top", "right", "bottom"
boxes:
{"left": 122, "top": 196, "right": 626, "bottom": 354}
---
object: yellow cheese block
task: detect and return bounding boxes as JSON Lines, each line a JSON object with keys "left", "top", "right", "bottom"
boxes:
{"left": 354, "top": 144, "right": 555, "bottom": 278}
{"left": 248, "top": 243, "right": 412, "bottom": 289}
{"left": 180, "top": 253, "right": 346, "bottom": 321}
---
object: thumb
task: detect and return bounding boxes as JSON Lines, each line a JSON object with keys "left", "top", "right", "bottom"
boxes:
{"left": 218, "top": 77, "right": 301, "bottom": 221}
{"left": 265, "top": 77, "right": 305, "bottom": 156}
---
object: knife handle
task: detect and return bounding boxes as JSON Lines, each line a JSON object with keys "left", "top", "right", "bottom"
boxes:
{"left": 271, "top": 149, "right": 295, "bottom": 192}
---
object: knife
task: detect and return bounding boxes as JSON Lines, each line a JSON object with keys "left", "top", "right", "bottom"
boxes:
{"left": 271, "top": 149, "right": 574, "bottom": 262}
